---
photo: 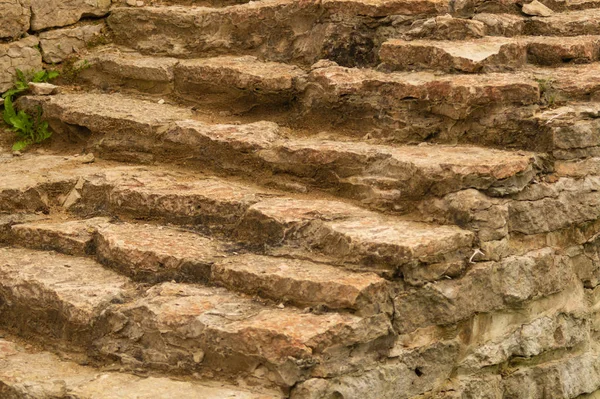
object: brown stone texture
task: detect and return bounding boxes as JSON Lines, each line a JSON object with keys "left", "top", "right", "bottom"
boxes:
{"left": 30, "top": 0, "right": 111, "bottom": 31}
{"left": 5, "top": 0, "right": 600, "bottom": 396}
{"left": 39, "top": 23, "right": 106, "bottom": 63}
{"left": 0, "top": 37, "right": 43, "bottom": 93}
{"left": 0, "top": 0, "right": 31, "bottom": 39}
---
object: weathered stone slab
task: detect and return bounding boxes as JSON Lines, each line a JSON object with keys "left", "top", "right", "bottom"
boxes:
{"left": 473, "top": 12, "right": 524, "bottom": 36}
{"left": 95, "top": 282, "right": 391, "bottom": 387}
{"left": 525, "top": 8, "right": 600, "bottom": 36}
{"left": 213, "top": 254, "right": 392, "bottom": 315}
{"left": 380, "top": 36, "right": 600, "bottom": 73}
{"left": 380, "top": 37, "right": 526, "bottom": 73}
{"left": 39, "top": 23, "right": 106, "bottom": 63}
{"left": 459, "top": 312, "right": 589, "bottom": 370}
{"left": 393, "top": 248, "right": 575, "bottom": 333}
{"left": 95, "top": 222, "right": 225, "bottom": 282}
{"left": 11, "top": 217, "right": 110, "bottom": 255}
{"left": 31, "top": 0, "right": 111, "bottom": 31}
{"left": 0, "top": 153, "right": 99, "bottom": 213}
{"left": 406, "top": 14, "right": 487, "bottom": 40}
{"left": 238, "top": 198, "right": 474, "bottom": 276}
{"left": 0, "top": 247, "right": 133, "bottom": 344}
{"left": 0, "top": 0, "right": 31, "bottom": 39}
{"left": 0, "top": 338, "right": 281, "bottom": 399}
{"left": 508, "top": 176, "right": 600, "bottom": 234}
{"left": 502, "top": 352, "right": 600, "bottom": 398}
{"left": 107, "top": 2, "right": 324, "bottom": 64}
{"left": 291, "top": 341, "right": 459, "bottom": 399}
{"left": 174, "top": 55, "right": 307, "bottom": 104}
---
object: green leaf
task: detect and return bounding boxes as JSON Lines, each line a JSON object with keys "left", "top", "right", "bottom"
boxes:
{"left": 32, "top": 70, "right": 46, "bottom": 83}
{"left": 46, "top": 70, "right": 60, "bottom": 81}
{"left": 11, "top": 140, "right": 29, "bottom": 152}
{"left": 15, "top": 69, "right": 26, "bottom": 84}
{"left": 10, "top": 111, "right": 33, "bottom": 134}
{"left": 2, "top": 95, "right": 16, "bottom": 126}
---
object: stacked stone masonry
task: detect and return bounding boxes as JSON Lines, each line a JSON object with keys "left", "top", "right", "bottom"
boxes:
{"left": 3, "top": 0, "right": 600, "bottom": 398}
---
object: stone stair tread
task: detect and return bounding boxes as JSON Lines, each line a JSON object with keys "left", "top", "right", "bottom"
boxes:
{"left": 84, "top": 47, "right": 180, "bottom": 82}
{"left": 84, "top": 47, "right": 307, "bottom": 94}
{"left": 320, "top": 0, "right": 451, "bottom": 17}
{"left": 524, "top": 8, "right": 600, "bottom": 36}
{"left": 11, "top": 217, "right": 110, "bottom": 256}
{"left": 271, "top": 139, "right": 536, "bottom": 183}
{"left": 22, "top": 93, "right": 539, "bottom": 202}
{"left": 97, "top": 282, "right": 392, "bottom": 386}
{"left": 0, "top": 337, "right": 281, "bottom": 399}
{"left": 95, "top": 222, "right": 227, "bottom": 282}
{"left": 0, "top": 247, "right": 133, "bottom": 333}
{"left": 20, "top": 92, "right": 195, "bottom": 133}
{"left": 7, "top": 216, "right": 392, "bottom": 314}
{"left": 0, "top": 153, "right": 474, "bottom": 277}
{"left": 310, "top": 64, "right": 540, "bottom": 106}
{"left": 526, "top": 62, "right": 600, "bottom": 99}
{"left": 175, "top": 55, "right": 307, "bottom": 92}
{"left": 241, "top": 197, "right": 475, "bottom": 269}
{"left": 212, "top": 254, "right": 392, "bottom": 315}
{"left": 0, "top": 246, "right": 390, "bottom": 388}
{"left": 380, "top": 35, "right": 600, "bottom": 72}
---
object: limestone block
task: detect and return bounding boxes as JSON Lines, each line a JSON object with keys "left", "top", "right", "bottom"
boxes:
{"left": 31, "top": 0, "right": 111, "bottom": 31}
{"left": 39, "top": 23, "right": 105, "bottom": 63}
{"left": 0, "top": 37, "right": 43, "bottom": 93}
{"left": 0, "top": 0, "right": 31, "bottom": 39}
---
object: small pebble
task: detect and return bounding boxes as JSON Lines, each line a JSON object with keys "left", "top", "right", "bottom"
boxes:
{"left": 158, "top": 99, "right": 165, "bottom": 104}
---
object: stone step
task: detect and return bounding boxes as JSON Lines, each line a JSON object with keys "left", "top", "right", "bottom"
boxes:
{"left": 20, "top": 93, "right": 541, "bottom": 212}
{"left": 304, "top": 63, "right": 542, "bottom": 143}
{"left": 10, "top": 216, "right": 110, "bottom": 256}
{"left": 523, "top": 8, "right": 600, "bottom": 36}
{"left": 0, "top": 154, "right": 475, "bottom": 282}
{"left": 78, "top": 48, "right": 307, "bottom": 109}
{"left": 0, "top": 246, "right": 391, "bottom": 388}
{"left": 0, "top": 336, "right": 282, "bottom": 399}
{"left": 380, "top": 35, "right": 600, "bottom": 73}
{"left": 95, "top": 282, "right": 392, "bottom": 387}
{"left": 115, "top": 0, "right": 252, "bottom": 6}
{"left": 528, "top": 62, "right": 600, "bottom": 101}
{"left": 236, "top": 198, "right": 474, "bottom": 280}
{"left": 414, "top": 10, "right": 600, "bottom": 40}
{"left": 532, "top": 102, "right": 600, "bottom": 160}
{"left": 7, "top": 217, "right": 392, "bottom": 314}
{"left": 105, "top": 0, "right": 508, "bottom": 67}
{"left": 106, "top": 2, "right": 326, "bottom": 65}
{"left": 0, "top": 247, "right": 134, "bottom": 348}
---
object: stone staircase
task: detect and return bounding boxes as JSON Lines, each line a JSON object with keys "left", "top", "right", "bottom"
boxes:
{"left": 3, "top": 0, "right": 600, "bottom": 397}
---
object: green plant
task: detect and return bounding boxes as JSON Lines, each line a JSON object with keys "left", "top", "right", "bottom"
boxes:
{"left": 536, "top": 77, "right": 560, "bottom": 107}
{"left": 1, "top": 68, "right": 59, "bottom": 151}
{"left": 2, "top": 96, "right": 52, "bottom": 151}
{"left": 61, "top": 57, "right": 90, "bottom": 83}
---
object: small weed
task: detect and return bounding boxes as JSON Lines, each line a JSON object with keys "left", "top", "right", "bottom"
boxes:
{"left": 536, "top": 77, "right": 560, "bottom": 107}
{"left": 1, "top": 68, "right": 59, "bottom": 151}
{"left": 85, "top": 34, "right": 108, "bottom": 49}
{"left": 60, "top": 57, "right": 91, "bottom": 83}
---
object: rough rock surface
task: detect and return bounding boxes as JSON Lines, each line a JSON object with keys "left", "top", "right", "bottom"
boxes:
{"left": 4, "top": 0, "right": 600, "bottom": 397}
{"left": 0, "top": 37, "right": 43, "bottom": 93}
{"left": 39, "top": 23, "right": 106, "bottom": 63}
{"left": 0, "top": 0, "right": 31, "bottom": 39}
{"left": 31, "top": 0, "right": 111, "bottom": 31}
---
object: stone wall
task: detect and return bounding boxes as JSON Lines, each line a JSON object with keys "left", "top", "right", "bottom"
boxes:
{"left": 0, "top": 0, "right": 108, "bottom": 92}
